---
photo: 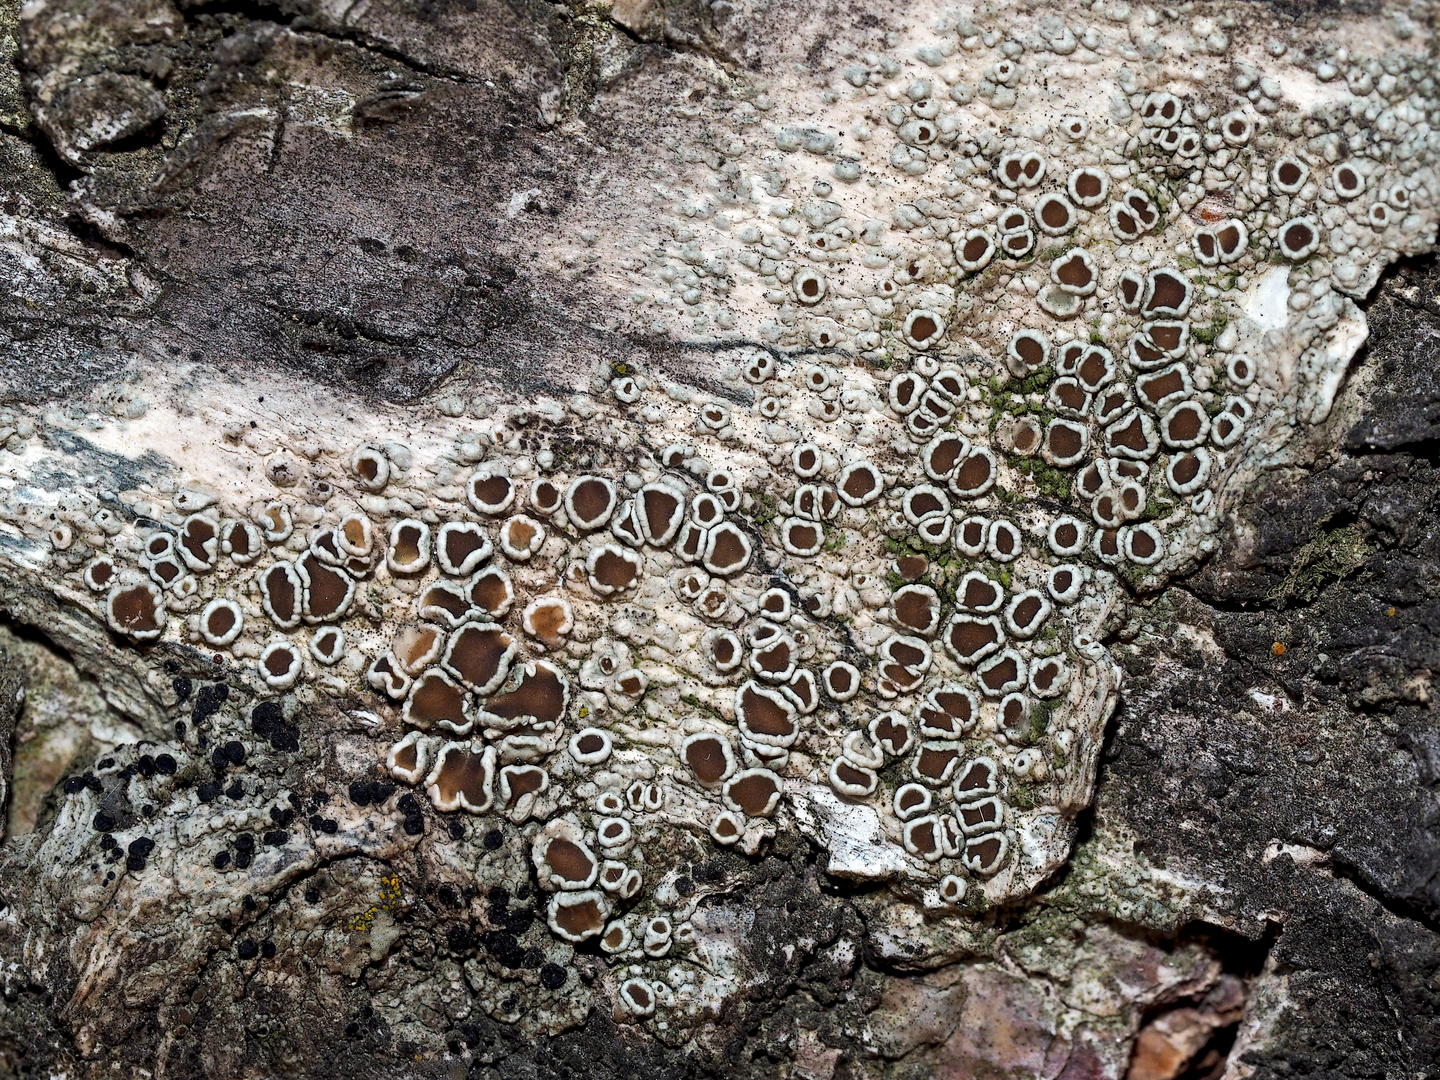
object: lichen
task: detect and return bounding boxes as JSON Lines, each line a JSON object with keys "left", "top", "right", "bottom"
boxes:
{"left": 1267, "top": 523, "right": 1373, "bottom": 608}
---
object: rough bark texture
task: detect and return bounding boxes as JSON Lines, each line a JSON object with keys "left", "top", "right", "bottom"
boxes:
{"left": 0, "top": 0, "right": 1438, "bottom": 1078}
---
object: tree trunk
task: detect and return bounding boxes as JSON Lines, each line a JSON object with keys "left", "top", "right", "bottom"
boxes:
{"left": 1, "top": 1, "right": 1438, "bottom": 1077}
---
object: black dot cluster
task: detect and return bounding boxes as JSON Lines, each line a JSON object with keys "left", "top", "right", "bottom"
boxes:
{"left": 349, "top": 780, "right": 395, "bottom": 806}
{"left": 250, "top": 701, "right": 300, "bottom": 753}
{"left": 235, "top": 938, "right": 275, "bottom": 961}
{"left": 197, "top": 777, "right": 249, "bottom": 803}
{"left": 211, "top": 740, "right": 246, "bottom": 770}
{"left": 440, "top": 884, "right": 562, "bottom": 986}
{"left": 63, "top": 773, "right": 103, "bottom": 796}
{"left": 121, "top": 835, "right": 155, "bottom": 871}
{"left": 95, "top": 828, "right": 155, "bottom": 872}
{"left": 397, "top": 793, "right": 424, "bottom": 835}
{"left": 97, "top": 831, "right": 121, "bottom": 861}
{"left": 190, "top": 682, "right": 228, "bottom": 725}
{"left": 66, "top": 750, "right": 178, "bottom": 806}
{"left": 211, "top": 797, "right": 299, "bottom": 871}
{"left": 345, "top": 778, "right": 426, "bottom": 835}
{"left": 60, "top": 667, "right": 571, "bottom": 998}
{"left": 71, "top": 745, "right": 182, "bottom": 858}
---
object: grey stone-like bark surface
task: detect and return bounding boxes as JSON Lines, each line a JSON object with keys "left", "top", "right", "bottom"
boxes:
{"left": 1102, "top": 257, "right": 1440, "bottom": 1077}
{"left": 1, "top": 0, "right": 1438, "bottom": 1078}
{"left": 0, "top": 635, "right": 21, "bottom": 842}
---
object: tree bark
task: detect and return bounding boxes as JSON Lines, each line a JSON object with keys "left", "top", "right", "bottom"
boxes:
{"left": 1, "top": 1, "right": 1438, "bottom": 1078}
